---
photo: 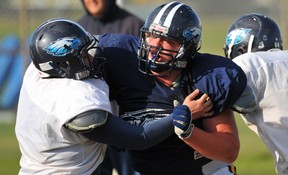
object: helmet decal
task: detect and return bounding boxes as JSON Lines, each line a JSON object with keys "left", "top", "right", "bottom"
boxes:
{"left": 153, "top": 2, "right": 183, "bottom": 28}
{"left": 226, "top": 28, "right": 251, "bottom": 46}
{"left": 44, "top": 37, "right": 81, "bottom": 57}
{"left": 183, "top": 28, "right": 201, "bottom": 42}
{"left": 183, "top": 28, "right": 193, "bottom": 41}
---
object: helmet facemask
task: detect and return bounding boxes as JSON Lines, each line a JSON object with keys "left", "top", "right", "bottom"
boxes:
{"left": 47, "top": 34, "right": 100, "bottom": 80}
{"left": 138, "top": 29, "right": 188, "bottom": 77}
{"left": 71, "top": 34, "right": 106, "bottom": 80}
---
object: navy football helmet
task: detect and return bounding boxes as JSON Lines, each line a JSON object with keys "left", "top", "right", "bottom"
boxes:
{"left": 224, "top": 13, "right": 283, "bottom": 59}
{"left": 30, "top": 18, "right": 103, "bottom": 80}
{"left": 138, "top": 1, "right": 202, "bottom": 76}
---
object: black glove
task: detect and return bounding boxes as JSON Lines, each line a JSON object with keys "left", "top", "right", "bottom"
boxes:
{"left": 171, "top": 105, "right": 194, "bottom": 139}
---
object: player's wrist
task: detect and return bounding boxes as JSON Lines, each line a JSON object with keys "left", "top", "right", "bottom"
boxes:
{"left": 171, "top": 105, "right": 194, "bottom": 139}
{"left": 179, "top": 123, "right": 194, "bottom": 139}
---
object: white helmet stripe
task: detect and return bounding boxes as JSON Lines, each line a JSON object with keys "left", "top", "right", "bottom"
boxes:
{"left": 153, "top": 1, "right": 175, "bottom": 24}
{"left": 163, "top": 3, "right": 183, "bottom": 27}
{"left": 227, "top": 34, "right": 236, "bottom": 58}
{"left": 247, "top": 35, "right": 254, "bottom": 53}
{"left": 153, "top": 2, "right": 183, "bottom": 28}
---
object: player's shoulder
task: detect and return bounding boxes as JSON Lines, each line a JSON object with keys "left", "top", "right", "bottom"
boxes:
{"left": 192, "top": 52, "right": 242, "bottom": 70}
{"left": 97, "top": 33, "right": 139, "bottom": 52}
{"left": 234, "top": 50, "right": 288, "bottom": 72}
{"left": 232, "top": 51, "right": 268, "bottom": 69}
{"left": 195, "top": 52, "right": 234, "bottom": 63}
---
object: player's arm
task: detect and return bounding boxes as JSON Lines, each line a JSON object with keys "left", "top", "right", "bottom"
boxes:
{"left": 65, "top": 89, "right": 209, "bottom": 150}
{"left": 65, "top": 110, "right": 108, "bottom": 132}
{"left": 82, "top": 110, "right": 174, "bottom": 150}
{"left": 173, "top": 108, "right": 240, "bottom": 163}
{"left": 65, "top": 108, "right": 181, "bottom": 150}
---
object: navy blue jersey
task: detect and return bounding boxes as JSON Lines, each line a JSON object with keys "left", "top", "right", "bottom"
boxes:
{"left": 97, "top": 34, "right": 246, "bottom": 175}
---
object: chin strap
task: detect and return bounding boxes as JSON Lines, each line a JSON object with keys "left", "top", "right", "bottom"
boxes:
{"left": 48, "top": 61, "right": 70, "bottom": 78}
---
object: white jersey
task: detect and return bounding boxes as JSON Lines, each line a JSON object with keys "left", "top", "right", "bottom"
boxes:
{"left": 15, "top": 63, "right": 112, "bottom": 175}
{"left": 233, "top": 50, "right": 288, "bottom": 175}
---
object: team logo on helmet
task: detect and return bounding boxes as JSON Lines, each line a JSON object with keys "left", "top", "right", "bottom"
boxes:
{"left": 226, "top": 28, "right": 251, "bottom": 46}
{"left": 44, "top": 37, "right": 81, "bottom": 56}
{"left": 183, "top": 28, "right": 202, "bottom": 42}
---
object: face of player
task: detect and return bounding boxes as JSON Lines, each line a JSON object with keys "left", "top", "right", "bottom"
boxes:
{"left": 145, "top": 34, "right": 181, "bottom": 77}
{"left": 83, "top": 0, "right": 106, "bottom": 17}
{"left": 146, "top": 35, "right": 180, "bottom": 62}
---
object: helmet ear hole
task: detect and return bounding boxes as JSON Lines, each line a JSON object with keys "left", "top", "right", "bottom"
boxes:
{"left": 237, "top": 46, "right": 246, "bottom": 55}
{"left": 60, "top": 61, "right": 69, "bottom": 68}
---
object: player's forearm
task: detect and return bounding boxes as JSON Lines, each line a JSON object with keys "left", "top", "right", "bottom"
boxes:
{"left": 182, "top": 127, "right": 240, "bottom": 163}
{"left": 82, "top": 113, "right": 174, "bottom": 150}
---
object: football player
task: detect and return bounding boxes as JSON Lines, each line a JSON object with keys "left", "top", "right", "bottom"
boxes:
{"left": 15, "top": 18, "right": 209, "bottom": 175}
{"left": 224, "top": 13, "right": 288, "bottom": 175}
{"left": 96, "top": 1, "right": 246, "bottom": 174}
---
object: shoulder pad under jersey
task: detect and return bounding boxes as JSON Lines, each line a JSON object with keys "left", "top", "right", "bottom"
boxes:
{"left": 65, "top": 110, "right": 108, "bottom": 133}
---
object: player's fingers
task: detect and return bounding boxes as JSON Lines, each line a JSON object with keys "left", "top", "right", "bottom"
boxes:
{"left": 203, "top": 97, "right": 212, "bottom": 106}
{"left": 199, "top": 93, "right": 209, "bottom": 102}
{"left": 185, "top": 89, "right": 200, "bottom": 101}
{"left": 201, "top": 97, "right": 214, "bottom": 117}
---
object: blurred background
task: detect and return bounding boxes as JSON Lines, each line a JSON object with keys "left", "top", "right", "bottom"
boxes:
{"left": 0, "top": 0, "right": 287, "bottom": 174}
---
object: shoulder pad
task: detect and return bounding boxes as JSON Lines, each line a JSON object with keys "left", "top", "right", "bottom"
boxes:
{"left": 232, "top": 84, "right": 259, "bottom": 113}
{"left": 65, "top": 110, "right": 108, "bottom": 133}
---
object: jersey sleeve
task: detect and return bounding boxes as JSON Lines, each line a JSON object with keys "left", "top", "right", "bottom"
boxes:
{"left": 82, "top": 112, "right": 174, "bottom": 150}
{"left": 189, "top": 53, "right": 247, "bottom": 117}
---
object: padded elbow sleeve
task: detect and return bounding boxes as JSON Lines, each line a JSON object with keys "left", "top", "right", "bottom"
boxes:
{"left": 65, "top": 110, "right": 108, "bottom": 133}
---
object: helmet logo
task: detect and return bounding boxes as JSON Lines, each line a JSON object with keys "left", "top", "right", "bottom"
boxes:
{"left": 150, "top": 23, "right": 168, "bottom": 35}
{"left": 44, "top": 37, "right": 81, "bottom": 56}
{"left": 226, "top": 28, "right": 251, "bottom": 46}
{"left": 183, "top": 28, "right": 201, "bottom": 42}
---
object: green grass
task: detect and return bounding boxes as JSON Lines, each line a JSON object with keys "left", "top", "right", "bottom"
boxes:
{"left": 0, "top": 114, "right": 276, "bottom": 175}
{"left": 0, "top": 122, "right": 21, "bottom": 175}
{"left": 201, "top": 18, "right": 233, "bottom": 55}
{"left": 234, "top": 115, "right": 276, "bottom": 175}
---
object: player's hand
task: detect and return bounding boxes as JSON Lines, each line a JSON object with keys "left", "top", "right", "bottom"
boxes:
{"left": 183, "top": 89, "right": 214, "bottom": 119}
{"left": 171, "top": 105, "right": 194, "bottom": 139}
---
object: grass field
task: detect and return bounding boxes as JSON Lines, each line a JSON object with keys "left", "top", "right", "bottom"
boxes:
{"left": 0, "top": 113, "right": 276, "bottom": 175}
{"left": 234, "top": 115, "right": 276, "bottom": 175}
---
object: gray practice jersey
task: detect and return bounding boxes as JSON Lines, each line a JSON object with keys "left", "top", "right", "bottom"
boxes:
{"left": 15, "top": 63, "right": 111, "bottom": 175}
{"left": 233, "top": 50, "right": 288, "bottom": 175}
